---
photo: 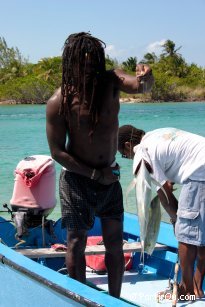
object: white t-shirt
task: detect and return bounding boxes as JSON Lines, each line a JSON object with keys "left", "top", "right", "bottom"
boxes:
{"left": 134, "top": 128, "right": 205, "bottom": 186}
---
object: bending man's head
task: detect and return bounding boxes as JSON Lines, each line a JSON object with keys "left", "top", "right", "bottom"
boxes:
{"left": 118, "top": 125, "right": 145, "bottom": 159}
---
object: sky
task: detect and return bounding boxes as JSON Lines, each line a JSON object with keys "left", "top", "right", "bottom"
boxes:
{"left": 1, "top": 0, "right": 205, "bottom": 67}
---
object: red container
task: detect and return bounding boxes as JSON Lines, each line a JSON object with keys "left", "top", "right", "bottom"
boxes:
{"left": 86, "top": 236, "right": 133, "bottom": 274}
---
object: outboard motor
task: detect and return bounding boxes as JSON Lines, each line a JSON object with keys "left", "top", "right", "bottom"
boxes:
{"left": 10, "top": 155, "right": 56, "bottom": 240}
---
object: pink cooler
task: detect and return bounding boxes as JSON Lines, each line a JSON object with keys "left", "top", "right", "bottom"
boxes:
{"left": 10, "top": 155, "right": 56, "bottom": 210}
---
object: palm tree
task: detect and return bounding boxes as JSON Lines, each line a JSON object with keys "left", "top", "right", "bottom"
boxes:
{"left": 122, "top": 57, "right": 137, "bottom": 72}
{"left": 159, "top": 39, "right": 188, "bottom": 77}
{"left": 141, "top": 52, "right": 158, "bottom": 64}
{"left": 35, "top": 57, "right": 61, "bottom": 82}
{"left": 162, "top": 40, "right": 181, "bottom": 57}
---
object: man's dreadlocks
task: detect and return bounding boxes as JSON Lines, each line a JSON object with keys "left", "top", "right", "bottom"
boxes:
{"left": 118, "top": 125, "right": 145, "bottom": 151}
{"left": 60, "top": 32, "right": 106, "bottom": 136}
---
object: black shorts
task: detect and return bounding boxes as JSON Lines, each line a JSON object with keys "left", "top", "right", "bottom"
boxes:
{"left": 59, "top": 169, "right": 124, "bottom": 230}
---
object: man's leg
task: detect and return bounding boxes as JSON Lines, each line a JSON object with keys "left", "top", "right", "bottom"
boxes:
{"left": 178, "top": 242, "right": 197, "bottom": 297}
{"left": 193, "top": 246, "right": 205, "bottom": 298}
{"left": 66, "top": 230, "right": 87, "bottom": 283}
{"left": 101, "top": 218, "right": 124, "bottom": 298}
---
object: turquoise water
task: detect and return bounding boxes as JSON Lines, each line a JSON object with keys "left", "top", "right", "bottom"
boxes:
{"left": 1, "top": 102, "right": 205, "bottom": 221}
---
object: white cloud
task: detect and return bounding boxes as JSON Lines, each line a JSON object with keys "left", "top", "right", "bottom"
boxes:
{"left": 146, "top": 39, "right": 166, "bottom": 54}
{"left": 105, "top": 44, "right": 125, "bottom": 59}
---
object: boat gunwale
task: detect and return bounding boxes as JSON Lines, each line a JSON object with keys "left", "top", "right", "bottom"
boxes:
{"left": 0, "top": 242, "right": 133, "bottom": 306}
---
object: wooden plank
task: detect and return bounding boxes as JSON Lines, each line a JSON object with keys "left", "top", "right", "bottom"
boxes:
{"left": 16, "top": 242, "right": 167, "bottom": 259}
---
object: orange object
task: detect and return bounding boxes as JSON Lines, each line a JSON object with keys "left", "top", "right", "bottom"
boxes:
{"left": 85, "top": 236, "right": 133, "bottom": 274}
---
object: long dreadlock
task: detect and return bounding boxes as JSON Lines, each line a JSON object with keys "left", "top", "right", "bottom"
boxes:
{"left": 60, "top": 32, "right": 106, "bottom": 136}
{"left": 118, "top": 125, "right": 145, "bottom": 150}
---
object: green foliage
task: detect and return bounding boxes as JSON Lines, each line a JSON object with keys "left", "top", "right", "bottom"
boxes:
{"left": 161, "top": 39, "right": 182, "bottom": 57}
{"left": 183, "top": 64, "right": 205, "bottom": 87}
{"left": 151, "top": 73, "right": 186, "bottom": 101}
{"left": 141, "top": 52, "right": 158, "bottom": 64}
{"left": 0, "top": 38, "right": 205, "bottom": 103}
{"left": 0, "top": 37, "right": 28, "bottom": 83}
{"left": 33, "top": 56, "right": 62, "bottom": 87}
{"left": 105, "top": 55, "right": 119, "bottom": 70}
{"left": 0, "top": 75, "right": 56, "bottom": 103}
{"left": 122, "top": 57, "right": 137, "bottom": 72}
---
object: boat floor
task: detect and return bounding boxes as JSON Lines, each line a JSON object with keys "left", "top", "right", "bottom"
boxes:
{"left": 86, "top": 270, "right": 205, "bottom": 307}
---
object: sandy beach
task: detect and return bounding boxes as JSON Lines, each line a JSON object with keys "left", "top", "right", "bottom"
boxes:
{"left": 0, "top": 100, "right": 21, "bottom": 105}
{"left": 0, "top": 98, "right": 152, "bottom": 105}
{"left": 0, "top": 98, "right": 204, "bottom": 105}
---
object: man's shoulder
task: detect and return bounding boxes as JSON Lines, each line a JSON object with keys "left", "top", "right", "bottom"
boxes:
{"left": 105, "top": 69, "right": 115, "bottom": 78}
{"left": 105, "top": 69, "right": 124, "bottom": 85}
{"left": 46, "top": 88, "right": 62, "bottom": 116}
{"left": 107, "top": 68, "right": 124, "bottom": 76}
{"left": 47, "top": 88, "right": 62, "bottom": 106}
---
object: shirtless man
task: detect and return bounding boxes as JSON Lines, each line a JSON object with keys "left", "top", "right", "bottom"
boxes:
{"left": 46, "top": 32, "right": 154, "bottom": 298}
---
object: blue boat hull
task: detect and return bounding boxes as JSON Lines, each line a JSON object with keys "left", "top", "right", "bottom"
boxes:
{"left": 0, "top": 213, "right": 204, "bottom": 306}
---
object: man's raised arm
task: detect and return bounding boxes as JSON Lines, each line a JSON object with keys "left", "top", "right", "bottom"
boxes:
{"left": 114, "top": 64, "right": 154, "bottom": 94}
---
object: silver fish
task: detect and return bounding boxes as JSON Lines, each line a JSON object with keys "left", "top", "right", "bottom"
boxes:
{"left": 134, "top": 158, "right": 152, "bottom": 262}
{"left": 144, "top": 195, "right": 161, "bottom": 255}
{"left": 131, "top": 145, "right": 167, "bottom": 262}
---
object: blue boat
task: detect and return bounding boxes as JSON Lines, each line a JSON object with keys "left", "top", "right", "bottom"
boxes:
{"left": 0, "top": 155, "right": 204, "bottom": 306}
{"left": 1, "top": 211, "right": 205, "bottom": 307}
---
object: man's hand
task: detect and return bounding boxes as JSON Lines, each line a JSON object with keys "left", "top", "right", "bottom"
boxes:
{"left": 136, "top": 64, "right": 152, "bottom": 77}
{"left": 97, "top": 163, "right": 120, "bottom": 185}
{"left": 136, "top": 64, "right": 154, "bottom": 92}
{"left": 157, "top": 181, "right": 178, "bottom": 224}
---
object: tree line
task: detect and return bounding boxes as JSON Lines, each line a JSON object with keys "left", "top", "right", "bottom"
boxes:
{"left": 0, "top": 37, "right": 205, "bottom": 103}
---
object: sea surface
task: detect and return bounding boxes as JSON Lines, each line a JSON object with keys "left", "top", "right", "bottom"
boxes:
{"left": 0, "top": 102, "right": 205, "bottom": 222}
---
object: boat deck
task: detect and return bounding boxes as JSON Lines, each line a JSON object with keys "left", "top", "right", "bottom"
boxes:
{"left": 87, "top": 270, "right": 205, "bottom": 307}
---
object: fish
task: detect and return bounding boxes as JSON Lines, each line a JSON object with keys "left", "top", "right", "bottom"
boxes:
{"left": 128, "top": 144, "right": 167, "bottom": 263}
{"left": 144, "top": 195, "right": 161, "bottom": 255}
{"left": 134, "top": 158, "right": 152, "bottom": 262}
